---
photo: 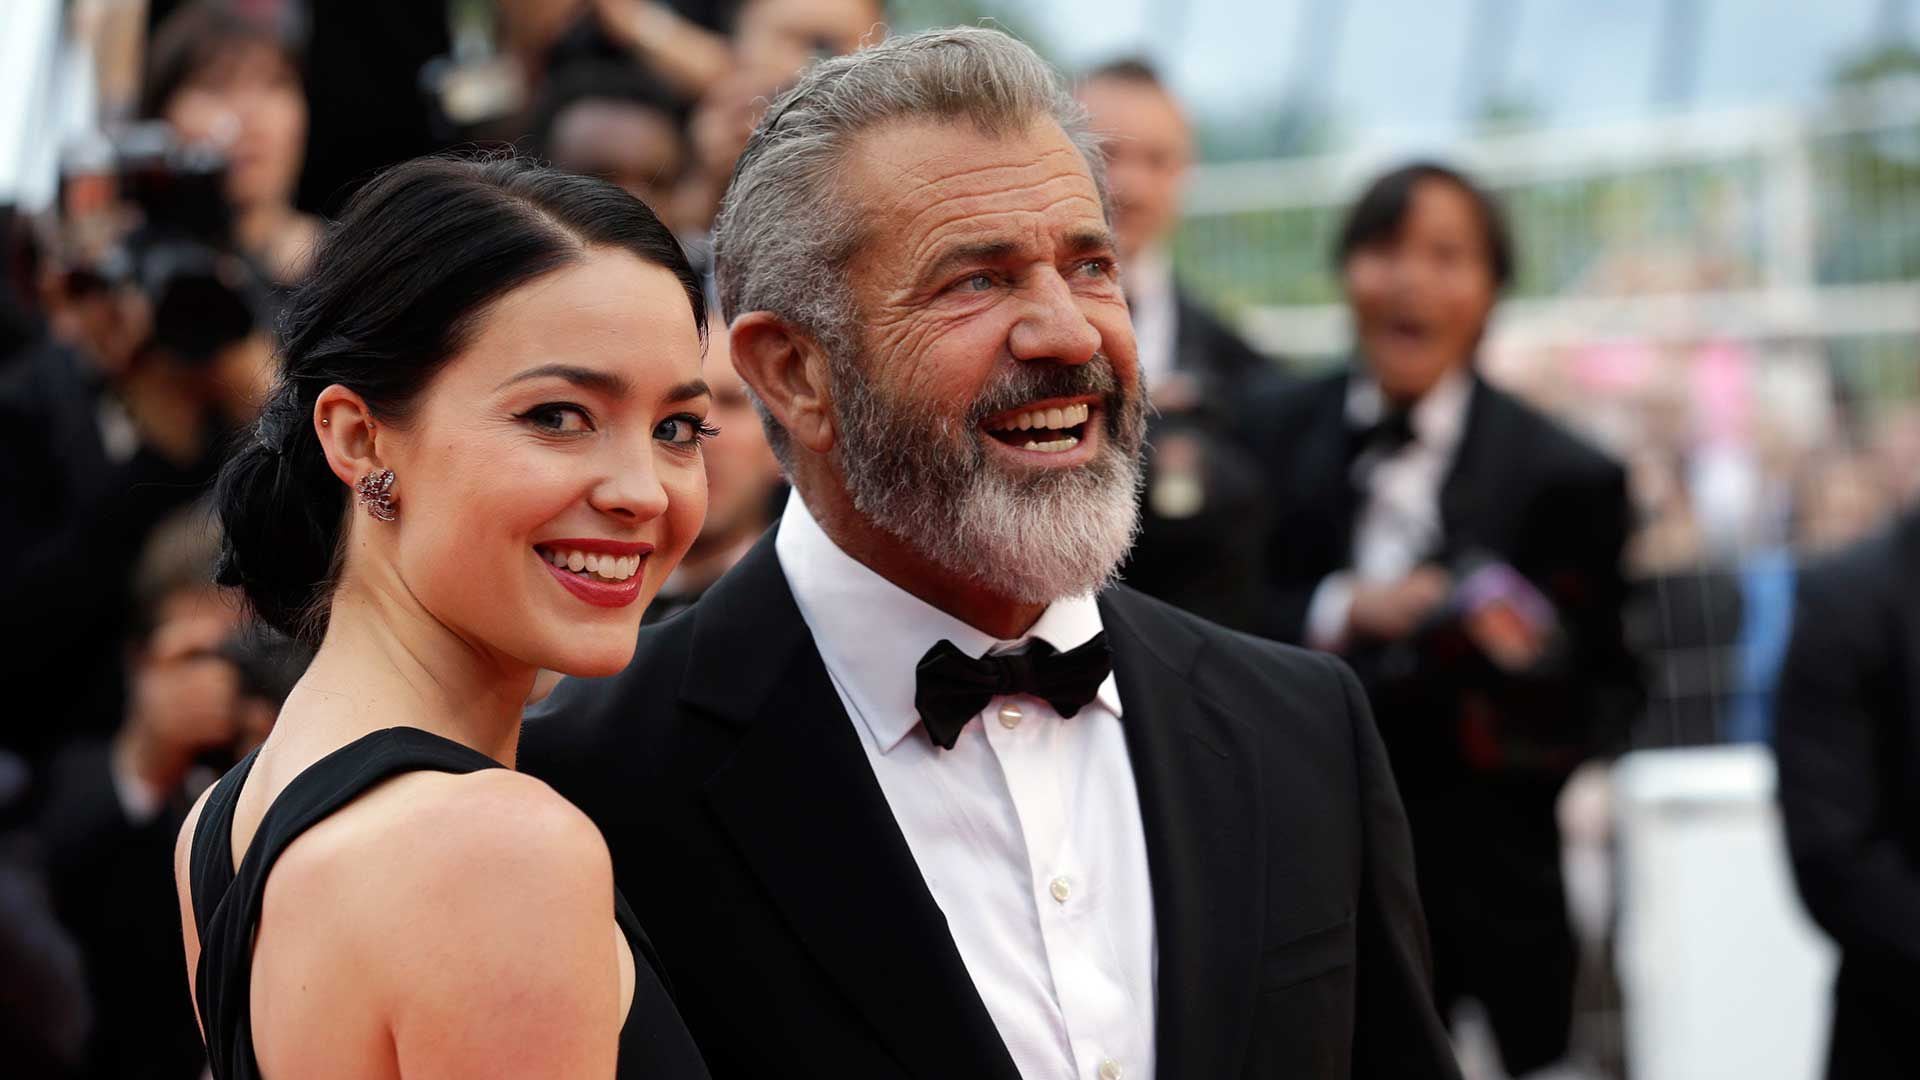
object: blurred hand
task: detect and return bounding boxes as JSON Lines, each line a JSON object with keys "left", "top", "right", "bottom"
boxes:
{"left": 1348, "top": 565, "right": 1451, "bottom": 642}
{"left": 1463, "top": 597, "right": 1547, "bottom": 671}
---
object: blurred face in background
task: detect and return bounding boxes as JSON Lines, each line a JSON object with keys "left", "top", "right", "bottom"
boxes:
{"left": 1075, "top": 75, "right": 1190, "bottom": 261}
{"left": 162, "top": 38, "right": 307, "bottom": 213}
{"left": 548, "top": 98, "right": 686, "bottom": 212}
{"left": 1343, "top": 177, "right": 1498, "bottom": 406}
{"left": 130, "top": 585, "right": 247, "bottom": 762}
{"left": 697, "top": 326, "right": 781, "bottom": 551}
{"left": 734, "top": 0, "right": 883, "bottom": 78}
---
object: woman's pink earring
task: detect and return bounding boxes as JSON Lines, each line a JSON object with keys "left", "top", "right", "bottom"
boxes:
{"left": 356, "top": 469, "right": 398, "bottom": 522}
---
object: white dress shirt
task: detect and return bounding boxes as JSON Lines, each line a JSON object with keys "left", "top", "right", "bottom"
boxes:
{"left": 776, "top": 490, "right": 1158, "bottom": 1080}
{"left": 1306, "top": 368, "right": 1474, "bottom": 650}
{"left": 1124, "top": 245, "right": 1179, "bottom": 392}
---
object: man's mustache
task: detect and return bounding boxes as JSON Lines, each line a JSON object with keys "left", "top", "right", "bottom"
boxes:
{"left": 965, "top": 354, "right": 1130, "bottom": 427}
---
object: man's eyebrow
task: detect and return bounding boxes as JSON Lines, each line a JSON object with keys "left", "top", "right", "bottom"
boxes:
{"left": 917, "top": 240, "right": 1023, "bottom": 286}
{"left": 495, "top": 363, "right": 632, "bottom": 396}
{"left": 663, "top": 379, "right": 711, "bottom": 405}
{"left": 1062, "top": 228, "right": 1118, "bottom": 257}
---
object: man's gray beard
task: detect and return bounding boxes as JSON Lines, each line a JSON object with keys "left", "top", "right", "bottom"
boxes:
{"left": 828, "top": 349, "right": 1146, "bottom": 605}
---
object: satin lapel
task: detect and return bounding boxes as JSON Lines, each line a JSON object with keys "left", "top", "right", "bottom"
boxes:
{"left": 1099, "top": 589, "right": 1267, "bottom": 1079}
{"left": 1439, "top": 374, "right": 1504, "bottom": 558}
{"left": 686, "top": 539, "right": 1021, "bottom": 1080}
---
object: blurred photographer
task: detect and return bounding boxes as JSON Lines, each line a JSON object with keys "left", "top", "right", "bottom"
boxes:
{"left": 0, "top": 128, "right": 272, "bottom": 763}
{"left": 141, "top": 0, "right": 318, "bottom": 287}
{"left": 36, "top": 504, "right": 309, "bottom": 1080}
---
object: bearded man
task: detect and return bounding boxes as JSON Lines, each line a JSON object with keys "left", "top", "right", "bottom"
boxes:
{"left": 522, "top": 27, "right": 1460, "bottom": 1080}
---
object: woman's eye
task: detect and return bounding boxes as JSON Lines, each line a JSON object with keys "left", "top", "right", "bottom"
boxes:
{"left": 523, "top": 404, "right": 593, "bottom": 433}
{"left": 655, "top": 415, "right": 719, "bottom": 445}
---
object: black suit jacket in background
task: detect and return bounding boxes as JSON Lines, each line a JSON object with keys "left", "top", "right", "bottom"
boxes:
{"left": 1122, "top": 289, "right": 1293, "bottom": 634}
{"left": 37, "top": 740, "right": 204, "bottom": 1080}
{"left": 1778, "top": 507, "right": 1920, "bottom": 1080}
{"left": 522, "top": 536, "right": 1461, "bottom": 1079}
{"left": 1240, "top": 369, "right": 1641, "bottom": 778}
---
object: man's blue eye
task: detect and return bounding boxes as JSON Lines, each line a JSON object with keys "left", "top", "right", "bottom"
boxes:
{"left": 962, "top": 273, "right": 995, "bottom": 291}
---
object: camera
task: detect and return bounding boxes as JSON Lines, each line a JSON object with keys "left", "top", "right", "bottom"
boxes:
{"left": 60, "top": 123, "right": 264, "bottom": 367}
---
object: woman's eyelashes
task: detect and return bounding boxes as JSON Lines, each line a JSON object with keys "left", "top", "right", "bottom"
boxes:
{"left": 655, "top": 414, "right": 720, "bottom": 446}
{"left": 517, "top": 404, "right": 716, "bottom": 446}
{"left": 520, "top": 402, "right": 594, "bottom": 434}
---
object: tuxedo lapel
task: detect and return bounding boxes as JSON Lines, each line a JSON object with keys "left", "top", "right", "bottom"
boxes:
{"left": 1439, "top": 374, "right": 1509, "bottom": 558}
{"left": 1100, "top": 589, "right": 1267, "bottom": 1078}
{"left": 685, "top": 539, "right": 1020, "bottom": 1080}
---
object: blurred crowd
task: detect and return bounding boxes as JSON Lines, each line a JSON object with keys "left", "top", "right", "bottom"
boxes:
{"left": 0, "top": 2, "right": 1913, "bottom": 1079}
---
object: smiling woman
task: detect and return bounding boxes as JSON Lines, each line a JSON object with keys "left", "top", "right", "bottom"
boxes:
{"left": 178, "top": 156, "right": 715, "bottom": 1080}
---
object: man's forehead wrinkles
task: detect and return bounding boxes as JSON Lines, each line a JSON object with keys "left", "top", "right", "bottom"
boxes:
{"left": 901, "top": 191, "right": 1110, "bottom": 274}
{"left": 894, "top": 142, "right": 1083, "bottom": 187}
{"left": 893, "top": 173, "right": 1100, "bottom": 244}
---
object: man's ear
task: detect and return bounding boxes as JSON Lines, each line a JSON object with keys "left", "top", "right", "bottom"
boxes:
{"left": 729, "top": 311, "right": 836, "bottom": 454}
{"left": 312, "top": 384, "right": 384, "bottom": 488}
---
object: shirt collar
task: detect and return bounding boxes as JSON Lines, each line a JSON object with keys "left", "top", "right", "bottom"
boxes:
{"left": 1125, "top": 244, "right": 1176, "bottom": 309}
{"left": 773, "top": 489, "right": 1120, "bottom": 754}
{"left": 1345, "top": 366, "right": 1474, "bottom": 455}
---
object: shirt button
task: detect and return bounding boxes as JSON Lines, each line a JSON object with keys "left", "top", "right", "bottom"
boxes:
{"left": 1049, "top": 875, "right": 1072, "bottom": 903}
{"left": 1099, "top": 1060, "right": 1123, "bottom": 1080}
{"left": 997, "top": 702, "right": 1023, "bottom": 729}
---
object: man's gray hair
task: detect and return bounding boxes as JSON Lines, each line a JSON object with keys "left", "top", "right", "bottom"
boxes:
{"left": 711, "top": 25, "right": 1108, "bottom": 465}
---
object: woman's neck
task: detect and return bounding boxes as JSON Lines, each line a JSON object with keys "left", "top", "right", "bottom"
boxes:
{"left": 281, "top": 579, "right": 536, "bottom": 767}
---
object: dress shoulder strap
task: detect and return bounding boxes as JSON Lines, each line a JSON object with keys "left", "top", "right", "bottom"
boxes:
{"left": 187, "top": 727, "right": 502, "bottom": 1079}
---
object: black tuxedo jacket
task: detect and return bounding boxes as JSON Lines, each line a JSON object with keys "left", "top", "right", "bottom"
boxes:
{"left": 1239, "top": 369, "right": 1640, "bottom": 778}
{"left": 1778, "top": 507, "right": 1920, "bottom": 1079}
{"left": 523, "top": 536, "right": 1460, "bottom": 1079}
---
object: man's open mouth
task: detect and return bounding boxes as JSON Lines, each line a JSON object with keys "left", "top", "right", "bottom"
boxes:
{"left": 980, "top": 401, "right": 1092, "bottom": 455}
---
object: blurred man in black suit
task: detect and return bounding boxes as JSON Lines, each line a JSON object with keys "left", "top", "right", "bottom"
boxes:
{"left": 1779, "top": 505, "right": 1920, "bottom": 1080}
{"left": 1076, "top": 58, "right": 1282, "bottom": 632}
{"left": 1242, "top": 162, "right": 1640, "bottom": 1075}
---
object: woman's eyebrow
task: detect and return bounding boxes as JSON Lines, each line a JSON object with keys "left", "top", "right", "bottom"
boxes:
{"left": 495, "top": 363, "right": 633, "bottom": 396}
{"left": 663, "top": 379, "right": 711, "bottom": 405}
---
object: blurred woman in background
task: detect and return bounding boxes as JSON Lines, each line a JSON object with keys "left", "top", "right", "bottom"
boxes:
{"left": 141, "top": 0, "right": 320, "bottom": 286}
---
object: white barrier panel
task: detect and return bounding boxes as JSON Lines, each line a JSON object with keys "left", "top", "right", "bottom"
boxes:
{"left": 1613, "top": 746, "right": 1837, "bottom": 1080}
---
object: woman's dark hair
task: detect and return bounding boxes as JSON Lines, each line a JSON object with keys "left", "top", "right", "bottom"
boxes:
{"left": 139, "top": 0, "right": 308, "bottom": 120}
{"left": 214, "top": 154, "right": 707, "bottom": 644}
{"left": 1333, "top": 160, "right": 1515, "bottom": 289}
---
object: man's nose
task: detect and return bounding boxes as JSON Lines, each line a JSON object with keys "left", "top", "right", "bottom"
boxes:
{"left": 1007, "top": 268, "right": 1100, "bottom": 366}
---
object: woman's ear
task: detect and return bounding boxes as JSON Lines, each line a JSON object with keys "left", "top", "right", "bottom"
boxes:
{"left": 313, "top": 385, "right": 381, "bottom": 488}
{"left": 728, "top": 312, "right": 835, "bottom": 455}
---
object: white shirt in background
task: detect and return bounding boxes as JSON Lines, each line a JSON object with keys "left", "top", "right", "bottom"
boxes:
{"left": 1306, "top": 368, "right": 1474, "bottom": 650}
{"left": 1124, "top": 245, "right": 1179, "bottom": 392}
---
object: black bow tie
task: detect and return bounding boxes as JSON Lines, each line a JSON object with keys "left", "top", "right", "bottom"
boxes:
{"left": 913, "top": 634, "right": 1113, "bottom": 751}
{"left": 1346, "top": 409, "right": 1418, "bottom": 470}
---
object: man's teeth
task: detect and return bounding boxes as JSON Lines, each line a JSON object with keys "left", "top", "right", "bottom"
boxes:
{"left": 541, "top": 548, "right": 643, "bottom": 581}
{"left": 1001, "top": 402, "right": 1090, "bottom": 432}
{"left": 1021, "top": 435, "right": 1081, "bottom": 453}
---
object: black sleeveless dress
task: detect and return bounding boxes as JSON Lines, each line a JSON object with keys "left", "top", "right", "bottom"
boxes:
{"left": 187, "top": 726, "right": 711, "bottom": 1079}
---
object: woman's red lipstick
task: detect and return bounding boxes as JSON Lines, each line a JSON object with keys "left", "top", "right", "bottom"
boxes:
{"left": 535, "top": 539, "right": 653, "bottom": 609}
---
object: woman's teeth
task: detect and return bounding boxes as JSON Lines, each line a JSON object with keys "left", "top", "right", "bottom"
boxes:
{"left": 540, "top": 547, "right": 642, "bottom": 581}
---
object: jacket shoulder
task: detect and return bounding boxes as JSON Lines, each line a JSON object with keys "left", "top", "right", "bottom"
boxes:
{"left": 1103, "top": 585, "right": 1350, "bottom": 703}
{"left": 1480, "top": 380, "right": 1624, "bottom": 487}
